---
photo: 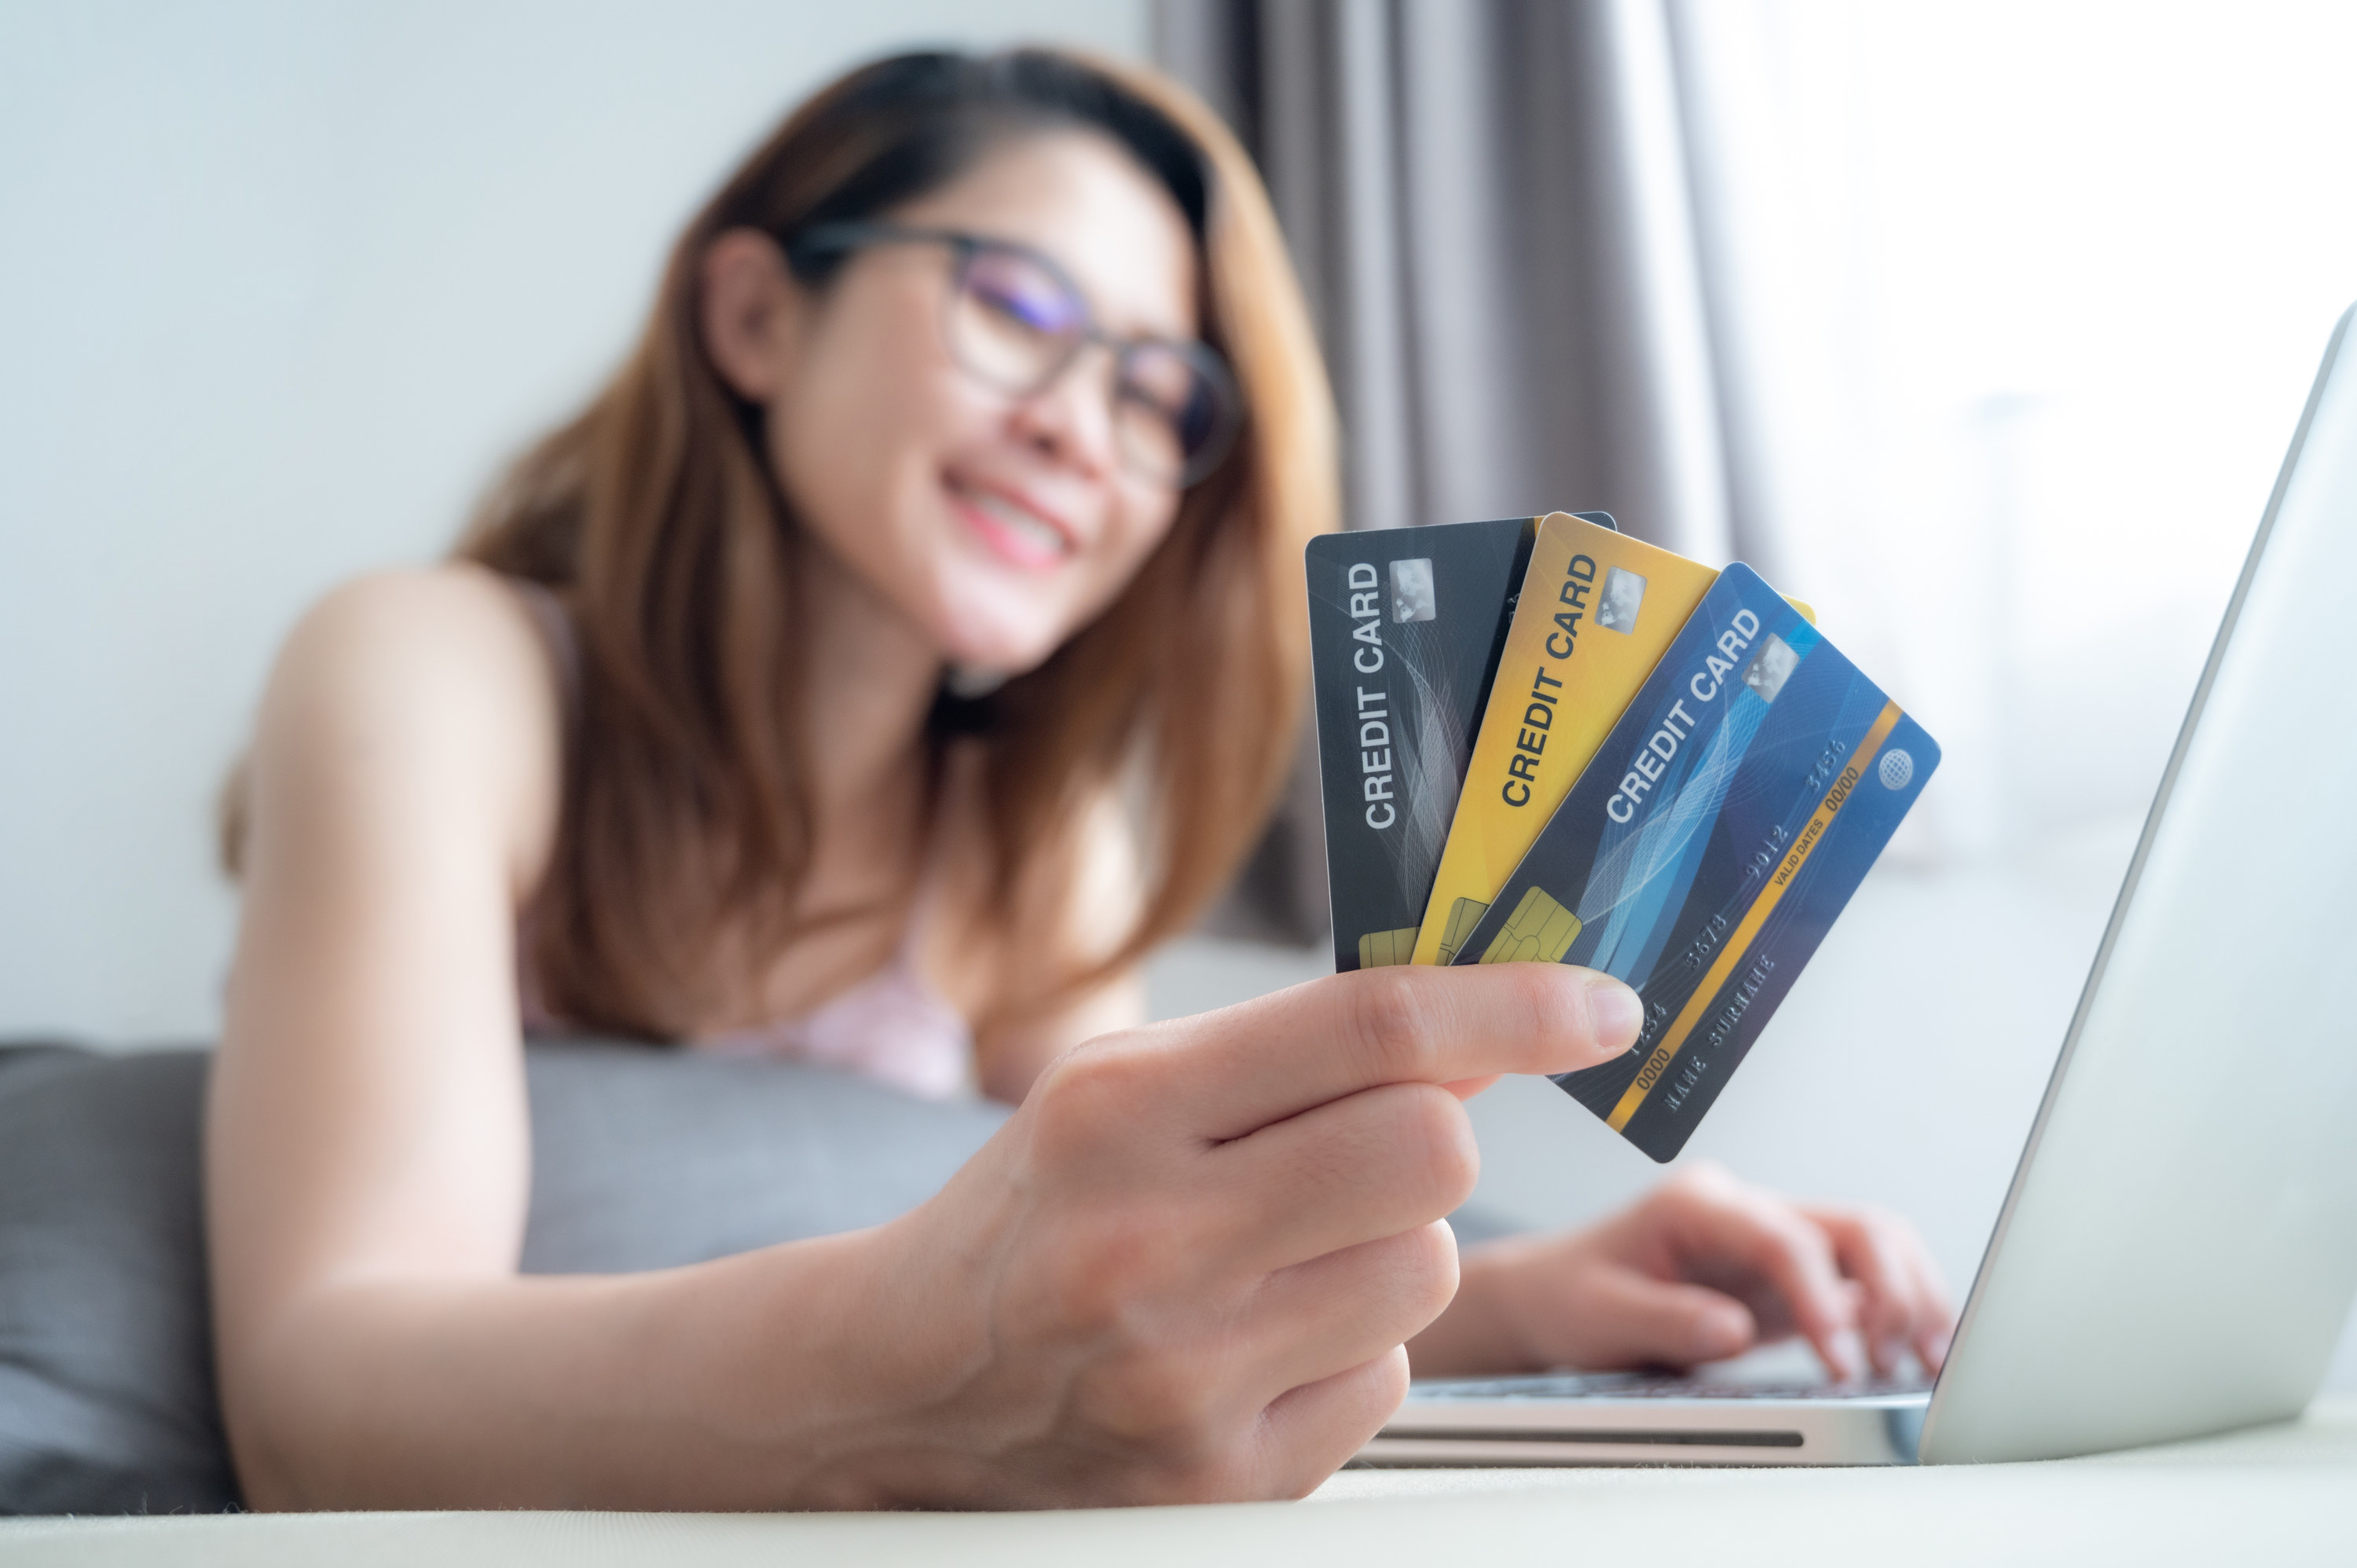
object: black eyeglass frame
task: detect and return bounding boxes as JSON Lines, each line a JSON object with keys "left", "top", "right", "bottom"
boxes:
{"left": 783, "top": 219, "right": 1243, "bottom": 488}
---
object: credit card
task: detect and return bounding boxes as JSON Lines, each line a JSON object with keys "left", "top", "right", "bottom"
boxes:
{"left": 1415, "top": 515, "right": 1816, "bottom": 967}
{"left": 1412, "top": 513, "right": 1795, "bottom": 966}
{"left": 1307, "top": 518, "right": 1539, "bottom": 973}
{"left": 1450, "top": 564, "right": 1937, "bottom": 1161}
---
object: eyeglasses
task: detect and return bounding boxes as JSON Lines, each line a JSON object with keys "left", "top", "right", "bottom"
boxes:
{"left": 786, "top": 220, "right": 1242, "bottom": 488}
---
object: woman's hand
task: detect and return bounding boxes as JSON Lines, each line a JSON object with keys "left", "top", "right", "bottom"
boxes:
{"left": 1410, "top": 1163, "right": 1953, "bottom": 1382}
{"left": 812, "top": 962, "right": 1644, "bottom": 1508}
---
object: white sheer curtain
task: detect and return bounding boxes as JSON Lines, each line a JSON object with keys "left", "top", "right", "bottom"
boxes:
{"left": 1675, "top": 0, "right": 2357, "bottom": 859}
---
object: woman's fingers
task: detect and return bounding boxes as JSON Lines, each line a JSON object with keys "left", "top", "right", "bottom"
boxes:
{"left": 1645, "top": 1168, "right": 1956, "bottom": 1379}
{"left": 1249, "top": 1347, "right": 1413, "bottom": 1498}
{"left": 1239, "top": 1222, "right": 1462, "bottom": 1395}
{"left": 1211, "top": 1082, "right": 1479, "bottom": 1273}
{"left": 1650, "top": 1167, "right": 1863, "bottom": 1379}
{"left": 1128, "top": 963, "right": 1641, "bottom": 1143}
{"left": 1798, "top": 1205, "right": 1933, "bottom": 1376}
{"left": 1794, "top": 1205, "right": 1910, "bottom": 1377}
{"left": 1803, "top": 1203, "right": 1956, "bottom": 1373}
{"left": 1560, "top": 1262, "right": 1758, "bottom": 1371}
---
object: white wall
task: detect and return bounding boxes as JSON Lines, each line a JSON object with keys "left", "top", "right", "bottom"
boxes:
{"left": 0, "top": 0, "right": 1148, "bottom": 1041}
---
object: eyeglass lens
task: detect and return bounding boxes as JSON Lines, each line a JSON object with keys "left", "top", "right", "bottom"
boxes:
{"left": 946, "top": 244, "right": 1230, "bottom": 485}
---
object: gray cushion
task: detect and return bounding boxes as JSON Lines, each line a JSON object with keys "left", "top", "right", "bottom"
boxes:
{"left": 0, "top": 1046, "right": 225, "bottom": 1515}
{"left": 0, "top": 1040, "right": 1010, "bottom": 1515}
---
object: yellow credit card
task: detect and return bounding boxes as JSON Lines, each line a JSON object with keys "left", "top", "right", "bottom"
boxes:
{"left": 1409, "top": 513, "right": 1813, "bottom": 966}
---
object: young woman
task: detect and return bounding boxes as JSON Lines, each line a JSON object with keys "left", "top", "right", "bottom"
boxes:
{"left": 207, "top": 49, "right": 1952, "bottom": 1511}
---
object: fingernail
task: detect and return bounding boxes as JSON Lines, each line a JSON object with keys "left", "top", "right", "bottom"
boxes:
{"left": 1583, "top": 976, "right": 1643, "bottom": 1053}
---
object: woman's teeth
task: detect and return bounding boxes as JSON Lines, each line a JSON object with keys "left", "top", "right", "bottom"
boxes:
{"left": 970, "top": 490, "right": 1069, "bottom": 557}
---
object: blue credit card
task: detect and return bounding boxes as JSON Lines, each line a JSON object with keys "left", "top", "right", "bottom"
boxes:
{"left": 1450, "top": 563, "right": 1937, "bottom": 1161}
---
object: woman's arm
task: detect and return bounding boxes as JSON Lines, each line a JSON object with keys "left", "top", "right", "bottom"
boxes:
{"left": 208, "top": 568, "right": 970, "bottom": 1507}
{"left": 207, "top": 563, "right": 571, "bottom": 1503}
{"left": 210, "top": 577, "right": 1644, "bottom": 1509}
{"left": 210, "top": 568, "right": 911, "bottom": 1507}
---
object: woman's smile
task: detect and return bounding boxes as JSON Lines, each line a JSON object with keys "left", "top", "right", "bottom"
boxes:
{"left": 944, "top": 474, "right": 1078, "bottom": 571}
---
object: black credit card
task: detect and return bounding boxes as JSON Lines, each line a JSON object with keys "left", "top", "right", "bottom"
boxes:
{"left": 1307, "top": 518, "right": 1541, "bottom": 973}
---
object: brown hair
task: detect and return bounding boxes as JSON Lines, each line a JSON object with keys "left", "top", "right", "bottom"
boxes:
{"left": 383, "top": 49, "right": 1335, "bottom": 1041}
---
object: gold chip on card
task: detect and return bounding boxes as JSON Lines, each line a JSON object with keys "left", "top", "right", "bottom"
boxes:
{"left": 1478, "top": 885, "right": 1582, "bottom": 965}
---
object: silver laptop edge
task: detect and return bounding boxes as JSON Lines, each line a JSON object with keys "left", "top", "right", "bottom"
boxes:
{"left": 1365, "top": 302, "right": 2357, "bottom": 1468}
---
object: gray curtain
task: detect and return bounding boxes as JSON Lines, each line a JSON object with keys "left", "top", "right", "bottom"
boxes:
{"left": 1156, "top": 0, "right": 1773, "bottom": 561}
{"left": 1168, "top": 0, "right": 1769, "bottom": 945}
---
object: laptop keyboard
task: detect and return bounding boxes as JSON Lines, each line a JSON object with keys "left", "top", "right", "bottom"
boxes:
{"left": 1407, "top": 1372, "right": 1933, "bottom": 1401}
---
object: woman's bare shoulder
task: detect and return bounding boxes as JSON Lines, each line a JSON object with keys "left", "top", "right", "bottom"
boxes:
{"left": 278, "top": 562, "right": 548, "bottom": 680}
{"left": 247, "top": 563, "right": 563, "bottom": 892}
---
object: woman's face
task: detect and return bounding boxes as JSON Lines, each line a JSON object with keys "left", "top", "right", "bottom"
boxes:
{"left": 716, "top": 130, "right": 1200, "bottom": 675}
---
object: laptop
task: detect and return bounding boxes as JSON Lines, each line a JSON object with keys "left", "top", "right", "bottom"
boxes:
{"left": 1362, "top": 302, "right": 2357, "bottom": 1468}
